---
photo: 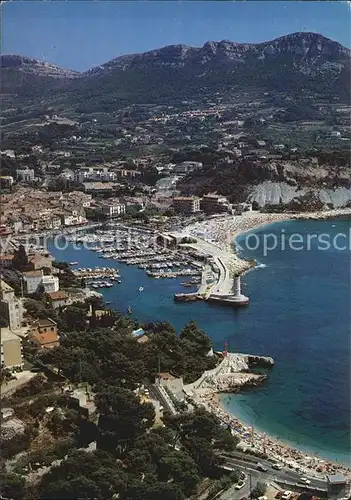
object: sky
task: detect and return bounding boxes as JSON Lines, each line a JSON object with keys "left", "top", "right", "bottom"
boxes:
{"left": 2, "top": 1, "right": 351, "bottom": 72}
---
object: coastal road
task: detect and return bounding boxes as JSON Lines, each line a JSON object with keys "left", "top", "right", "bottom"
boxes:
{"left": 219, "top": 469, "right": 261, "bottom": 500}
{"left": 220, "top": 455, "right": 328, "bottom": 490}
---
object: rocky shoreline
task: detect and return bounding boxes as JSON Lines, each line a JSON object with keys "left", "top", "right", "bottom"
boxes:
{"left": 184, "top": 351, "right": 350, "bottom": 479}
{"left": 183, "top": 352, "right": 272, "bottom": 397}
{"left": 218, "top": 372, "right": 268, "bottom": 394}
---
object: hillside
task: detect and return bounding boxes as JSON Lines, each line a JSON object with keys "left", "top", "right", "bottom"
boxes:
{"left": 177, "top": 152, "right": 351, "bottom": 208}
{"left": 0, "top": 55, "right": 79, "bottom": 96}
{"left": 1, "top": 32, "right": 350, "bottom": 208}
{"left": 1, "top": 32, "right": 350, "bottom": 108}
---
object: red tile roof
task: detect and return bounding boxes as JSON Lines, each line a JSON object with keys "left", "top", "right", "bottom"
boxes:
{"left": 47, "top": 291, "right": 69, "bottom": 300}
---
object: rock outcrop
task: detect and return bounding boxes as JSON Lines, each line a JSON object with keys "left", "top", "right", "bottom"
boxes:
{"left": 246, "top": 355, "right": 275, "bottom": 368}
{"left": 248, "top": 181, "right": 351, "bottom": 208}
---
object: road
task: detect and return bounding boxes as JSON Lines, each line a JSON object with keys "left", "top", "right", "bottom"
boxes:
{"left": 1, "top": 371, "right": 37, "bottom": 398}
{"left": 147, "top": 383, "right": 177, "bottom": 415}
{"left": 221, "top": 455, "right": 327, "bottom": 490}
{"left": 218, "top": 452, "right": 330, "bottom": 500}
{"left": 220, "top": 469, "right": 261, "bottom": 500}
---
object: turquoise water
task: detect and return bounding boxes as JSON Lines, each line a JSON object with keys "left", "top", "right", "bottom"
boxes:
{"left": 48, "top": 218, "right": 351, "bottom": 464}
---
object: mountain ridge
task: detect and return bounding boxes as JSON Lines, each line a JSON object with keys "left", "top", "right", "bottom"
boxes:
{"left": 1, "top": 32, "right": 349, "bottom": 77}
{"left": 1, "top": 32, "right": 350, "bottom": 110}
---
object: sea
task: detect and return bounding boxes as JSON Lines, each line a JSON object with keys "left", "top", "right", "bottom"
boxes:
{"left": 48, "top": 218, "right": 351, "bottom": 465}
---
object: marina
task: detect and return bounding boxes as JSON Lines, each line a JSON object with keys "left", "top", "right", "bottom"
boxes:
{"left": 65, "top": 222, "right": 252, "bottom": 307}
{"left": 72, "top": 267, "right": 121, "bottom": 289}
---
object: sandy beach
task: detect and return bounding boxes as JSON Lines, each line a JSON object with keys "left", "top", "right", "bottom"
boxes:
{"left": 194, "top": 388, "right": 350, "bottom": 480}
{"left": 186, "top": 208, "right": 351, "bottom": 250}
{"left": 184, "top": 208, "right": 351, "bottom": 276}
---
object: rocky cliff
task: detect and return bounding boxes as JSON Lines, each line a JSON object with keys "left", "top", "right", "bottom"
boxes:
{"left": 248, "top": 181, "right": 351, "bottom": 208}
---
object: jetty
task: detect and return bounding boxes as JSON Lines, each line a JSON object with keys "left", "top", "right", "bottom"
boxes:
{"left": 183, "top": 352, "right": 274, "bottom": 397}
{"left": 172, "top": 235, "right": 253, "bottom": 306}
{"left": 72, "top": 267, "right": 120, "bottom": 279}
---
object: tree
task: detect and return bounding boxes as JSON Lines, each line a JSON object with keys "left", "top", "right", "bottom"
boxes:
{"left": 0, "top": 471, "right": 25, "bottom": 500}
{"left": 12, "top": 244, "right": 29, "bottom": 271}
{"left": 102, "top": 352, "right": 147, "bottom": 390}
{"left": 0, "top": 367, "right": 13, "bottom": 385}
{"left": 145, "top": 483, "right": 186, "bottom": 500}
{"left": 58, "top": 306, "right": 87, "bottom": 332}
{"left": 252, "top": 481, "right": 267, "bottom": 498}
{"left": 0, "top": 312, "right": 9, "bottom": 328}
{"left": 33, "top": 283, "right": 46, "bottom": 301}
{"left": 96, "top": 386, "right": 155, "bottom": 455}
{"left": 158, "top": 450, "right": 200, "bottom": 496}
{"left": 41, "top": 475, "right": 102, "bottom": 499}
{"left": 52, "top": 261, "right": 70, "bottom": 271}
{"left": 179, "top": 321, "right": 212, "bottom": 357}
{"left": 39, "top": 449, "right": 128, "bottom": 500}
{"left": 163, "top": 408, "right": 235, "bottom": 477}
{"left": 24, "top": 298, "right": 57, "bottom": 320}
{"left": 185, "top": 437, "right": 222, "bottom": 476}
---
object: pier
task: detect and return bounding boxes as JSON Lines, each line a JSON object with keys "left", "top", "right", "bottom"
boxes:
{"left": 173, "top": 235, "right": 252, "bottom": 307}
{"left": 72, "top": 267, "right": 120, "bottom": 279}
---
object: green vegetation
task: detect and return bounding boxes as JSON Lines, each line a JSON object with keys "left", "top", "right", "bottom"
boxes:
{"left": 252, "top": 481, "right": 267, "bottom": 498}
{"left": 38, "top": 318, "right": 217, "bottom": 386}
{"left": 12, "top": 245, "right": 30, "bottom": 272}
{"left": 1, "top": 297, "right": 238, "bottom": 499}
{"left": 208, "top": 471, "right": 240, "bottom": 497}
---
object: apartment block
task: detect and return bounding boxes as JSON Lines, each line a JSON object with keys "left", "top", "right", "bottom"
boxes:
{"left": 1, "top": 328, "right": 23, "bottom": 369}
{"left": 201, "top": 193, "right": 232, "bottom": 214}
{"left": 23, "top": 271, "right": 59, "bottom": 295}
{"left": 100, "top": 199, "right": 126, "bottom": 218}
{"left": 173, "top": 196, "right": 201, "bottom": 214}
{"left": 0, "top": 280, "right": 23, "bottom": 331}
{"left": 16, "top": 169, "right": 35, "bottom": 182}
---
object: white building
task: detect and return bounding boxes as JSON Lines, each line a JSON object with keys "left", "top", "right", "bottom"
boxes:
{"left": 174, "top": 161, "right": 203, "bottom": 174}
{"left": 60, "top": 212, "right": 87, "bottom": 226}
{"left": 16, "top": 168, "right": 35, "bottom": 182}
{"left": 1, "top": 150, "right": 15, "bottom": 158}
{"left": 59, "top": 169, "right": 75, "bottom": 180}
{"left": 74, "top": 167, "right": 116, "bottom": 184}
{"left": 23, "top": 271, "right": 44, "bottom": 294}
{"left": 100, "top": 200, "right": 126, "bottom": 218}
{"left": 41, "top": 275, "right": 59, "bottom": 294}
{"left": 235, "top": 202, "right": 253, "bottom": 214}
{"left": 0, "top": 280, "right": 24, "bottom": 331}
{"left": 23, "top": 271, "right": 59, "bottom": 294}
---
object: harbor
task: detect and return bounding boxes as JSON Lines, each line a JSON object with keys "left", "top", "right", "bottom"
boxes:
{"left": 65, "top": 221, "right": 254, "bottom": 307}
{"left": 46, "top": 217, "right": 351, "bottom": 466}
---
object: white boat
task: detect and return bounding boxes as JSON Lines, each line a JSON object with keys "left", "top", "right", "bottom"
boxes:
{"left": 139, "top": 287, "right": 144, "bottom": 292}
{"left": 69, "top": 261, "right": 78, "bottom": 265}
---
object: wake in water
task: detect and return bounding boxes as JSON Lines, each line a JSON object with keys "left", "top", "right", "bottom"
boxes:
{"left": 241, "top": 261, "right": 266, "bottom": 278}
